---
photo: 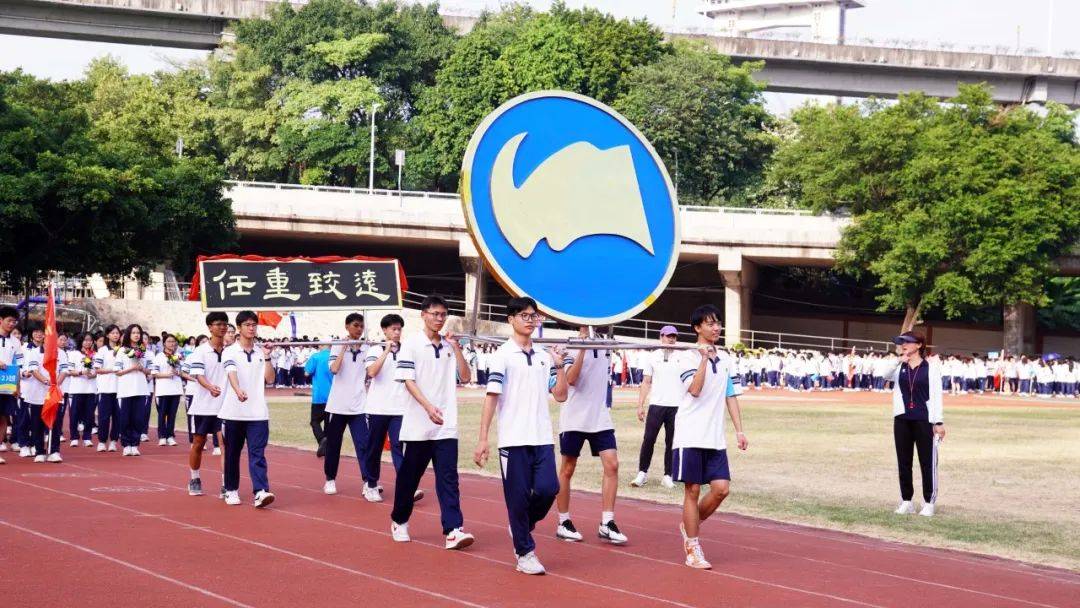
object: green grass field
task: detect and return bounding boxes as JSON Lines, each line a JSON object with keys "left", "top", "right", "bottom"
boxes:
{"left": 263, "top": 389, "right": 1080, "bottom": 570}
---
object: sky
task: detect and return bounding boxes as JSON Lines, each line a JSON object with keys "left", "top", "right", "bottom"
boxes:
{"left": 0, "top": 0, "right": 1076, "bottom": 115}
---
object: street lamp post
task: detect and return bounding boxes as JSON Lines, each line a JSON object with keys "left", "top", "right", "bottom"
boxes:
{"left": 368, "top": 102, "right": 380, "bottom": 194}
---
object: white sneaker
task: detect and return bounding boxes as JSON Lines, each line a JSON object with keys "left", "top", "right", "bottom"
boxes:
{"left": 413, "top": 489, "right": 425, "bottom": 502}
{"left": 122, "top": 446, "right": 132, "bottom": 456}
{"left": 107, "top": 441, "right": 117, "bottom": 452}
{"left": 0, "top": 443, "right": 7, "bottom": 452}
{"left": 323, "top": 480, "right": 338, "bottom": 495}
{"left": 630, "top": 471, "right": 647, "bottom": 487}
{"left": 140, "top": 434, "right": 149, "bottom": 442}
{"left": 894, "top": 501, "right": 915, "bottom": 515}
{"left": 919, "top": 503, "right": 935, "bottom": 517}
{"left": 130, "top": 447, "right": 141, "bottom": 456}
{"left": 661, "top": 475, "right": 676, "bottom": 489}
{"left": 47, "top": 452, "right": 63, "bottom": 463}
{"left": 254, "top": 490, "right": 275, "bottom": 508}
{"left": 362, "top": 485, "right": 383, "bottom": 503}
{"left": 33, "top": 455, "right": 46, "bottom": 463}
{"left": 167, "top": 437, "right": 177, "bottom": 446}
{"left": 83, "top": 440, "right": 92, "bottom": 447}
{"left": 685, "top": 540, "right": 712, "bottom": 569}
{"left": 444, "top": 528, "right": 475, "bottom": 550}
{"left": 20, "top": 446, "right": 31, "bottom": 458}
{"left": 556, "top": 520, "right": 583, "bottom": 542}
{"left": 598, "top": 520, "right": 628, "bottom": 545}
{"left": 96, "top": 443, "right": 106, "bottom": 452}
{"left": 91, "top": 427, "right": 98, "bottom": 436}
{"left": 212, "top": 447, "right": 221, "bottom": 456}
{"left": 70, "top": 440, "right": 79, "bottom": 447}
{"left": 391, "top": 522, "right": 410, "bottom": 542}
{"left": 515, "top": 551, "right": 546, "bottom": 575}
{"left": 158, "top": 438, "right": 167, "bottom": 446}
{"left": 224, "top": 491, "right": 242, "bottom": 506}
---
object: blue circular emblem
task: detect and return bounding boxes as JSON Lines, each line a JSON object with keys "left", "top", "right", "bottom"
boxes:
{"left": 461, "top": 91, "right": 680, "bottom": 326}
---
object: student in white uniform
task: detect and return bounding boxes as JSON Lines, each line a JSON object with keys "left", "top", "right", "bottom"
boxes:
{"left": 114, "top": 324, "right": 150, "bottom": 457}
{"left": 23, "top": 331, "right": 60, "bottom": 462}
{"left": 364, "top": 314, "right": 422, "bottom": 502}
{"left": 19, "top": 328, "right": 45, "bottom": 458}
{"left": 0, "top": 306, "right": 22, "bottom": 462}
{"left": 219, "top": 311, "right": 276, "bottom": 508}
{"left": 93, "top": 325, "right": 122, "bottom": 452}
{"left": 186, "top": 313, "right": 230, "bottom": 497}
{"left": 631, "top": 325, "right": 682, "bottom": 489}
{"left": 151, "top": 334, "right": 184, "bottom": 446}
{"left": 673, "top": 304, "right": 749, "bottom": 570}
{"left": 474, "top": 297, "right": 568, "bottom": 575}
{"left": 390, "top": 295, "right": 474, "bottom": 550}
{"left": 66, "top": 332, "right": 98, "bottom": 447}
{"left": 556, "top": 326, "right": 628, "bottom": 545}
{"left": 322, "top": 313, "right": 372, "bottom": 499}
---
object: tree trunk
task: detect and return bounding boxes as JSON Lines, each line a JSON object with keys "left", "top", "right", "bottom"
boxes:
{"left": 900, "top": 300, "right": 922, "bottom": 333}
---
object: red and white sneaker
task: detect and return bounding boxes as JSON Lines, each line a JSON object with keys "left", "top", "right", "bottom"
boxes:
{"left": 685, "top": 539, "right": 711, "bottom": 570}
{"left": 444, "top": 528, "right": 475, "bottom": 550}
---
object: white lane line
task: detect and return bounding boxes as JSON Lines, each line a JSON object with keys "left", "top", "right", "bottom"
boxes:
{"left": 0, "top": 475, "right": 487, "bottom": 608}
{"left": 0, "top": 517, "right": 255, "bottom": 608}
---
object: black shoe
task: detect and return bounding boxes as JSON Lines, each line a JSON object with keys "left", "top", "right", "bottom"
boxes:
{"left": 316, "top": 438, "right": 326, "bottom": 458}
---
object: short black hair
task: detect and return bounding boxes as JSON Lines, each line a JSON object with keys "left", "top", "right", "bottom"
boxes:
{"left": 0, "top": 306, "right": 17, "bottom": 321}
{"left": 381, "top": 313, "right": 404, "bottom": 329}
{"left": 235, "top": 310, "right": 258, "bottom": 326}
{"left": 345, "top": 312, "right": 364, "bottom": 325}
{"left": 421, "top": 295, "right": 448, "bottom": 312}
{"left": 205, "top": 311, "right": 228, "bottom": 326}
{"left": 690, "top": 304, "right": 722, "bottom": 330}
{"left": 507, "top": 296, "right": 538, "bottom": 317}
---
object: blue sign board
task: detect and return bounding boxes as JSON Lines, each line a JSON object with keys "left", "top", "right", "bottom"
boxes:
{"left": 461, "top": 91, "right": 680, "bottom": 325}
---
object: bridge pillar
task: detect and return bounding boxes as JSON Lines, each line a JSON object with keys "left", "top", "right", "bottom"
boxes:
{"left": 1003, "top": 303, "right": 1036, "bottom": 355}
{"left": 719, "top": 255, "right": 757, "bottom": 348}
{"left": 459, "top": 239, "right": 486, "bottom": 331}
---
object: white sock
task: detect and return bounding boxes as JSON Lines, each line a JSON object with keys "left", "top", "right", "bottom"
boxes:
{"left": 602, "top": 511, "right": 615, "bottom": 525}
{"left": 558, "top": 512, "right": 571, "bottom": 524}
{"left": 190, "top": 469, "right": 200, "bottom": 480}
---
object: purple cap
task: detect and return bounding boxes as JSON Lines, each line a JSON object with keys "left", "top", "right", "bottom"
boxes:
{"left": 659, "top": 325, "right": 678, "bottom": 336}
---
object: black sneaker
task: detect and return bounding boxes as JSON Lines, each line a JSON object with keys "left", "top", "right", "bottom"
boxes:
{"left": 316, "top": 438, "right": 326, "bottom": 458}
{"left": 218, "top": 486, "right": 227, "bottom": 499}
{"left": 187, "top": 478, "right": 203, "bottom": 496}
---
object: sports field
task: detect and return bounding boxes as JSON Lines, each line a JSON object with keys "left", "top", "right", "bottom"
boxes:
{"left": 264, "top": 388, "right": 1080, "bottom": 570}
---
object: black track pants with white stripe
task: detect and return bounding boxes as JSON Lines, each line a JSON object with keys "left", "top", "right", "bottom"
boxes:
{"left": 893, "top": 417, "right": 938, "bottom": 504}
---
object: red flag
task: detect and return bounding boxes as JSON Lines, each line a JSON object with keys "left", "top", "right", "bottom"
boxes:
{"left": 41, "top": 283, "right": 63, "bottom": 428}
{"left": 258, "top": 311, "right": 283, "bottom": 328}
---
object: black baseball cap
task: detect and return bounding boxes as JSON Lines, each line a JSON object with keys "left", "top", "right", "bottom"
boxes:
{"left": 892, "top": 331, "right": 925, "bottom": 345}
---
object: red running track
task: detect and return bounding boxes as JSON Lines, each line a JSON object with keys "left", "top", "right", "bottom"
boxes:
{"left": 1, "top": 443, "right": 1076, "bottom": 608}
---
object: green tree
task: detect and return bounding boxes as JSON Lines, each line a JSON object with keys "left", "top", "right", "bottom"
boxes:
{"left": 768, "top": 85, "right": 1080, "bottom": 330}
{"left": 614, "top": 41, "right": 775, "bottom": 206}
{"left": 0, "top": 69, "right": 235, "bottom": 288}
{"left": 409, "top": 3, "right": 666, "bottom": 191}
{"left": 209, "top": 0, "right": 455, "bottom": 186}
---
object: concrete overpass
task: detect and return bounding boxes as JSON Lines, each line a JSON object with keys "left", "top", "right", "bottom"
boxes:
{"left": 3, "top": 1, "right": 1079, "bottom": 108}
{"left": 225, "top": 181, "right": 1078, "bottom": 353}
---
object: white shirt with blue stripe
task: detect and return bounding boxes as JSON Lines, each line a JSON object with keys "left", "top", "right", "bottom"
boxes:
{"left": 672, "top": 349, "right": 740, "bottom": 451}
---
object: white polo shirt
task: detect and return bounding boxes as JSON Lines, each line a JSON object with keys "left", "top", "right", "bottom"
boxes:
{"left": 485, "top": 340, "right": 556, "bottom": 448}
{"left": 151, "top": 352, "right": 184, "bottom": 397}
{"left": 643, "top": 349, "right": 684, "bottom": 407}
{"left": 0, "top": 334, "right": 21, "bottom": 369}
{"left": 114, "top": 348, "right": 149, "bottom": 399}
{"left": 561, "top": 348, "right": 613, "bottom": 434}
{"left": 186, "top": 342, "right": 227, "bottom": 416}
{"left": 325, "top": 344, "right": 368, "bottom": 415}
{"left": 93, "top": 347, "right": 118, "bottom": 394}
{"left": 66, "top": 350, "right": 97, "bottom": 394}
{"left": 365, "top": 345, "right": 409, "bottom": 416}
{"left": 218, "top": 343, "right": 269, "bottom": 421}
{"left": 672, "top": 349, "right": 739, "bottom": 451}
{"left": 21, "top": 348, "right": 48, "bottom": 404}
{"left": 395, "top": 332, "right": 458, "bottom": 441}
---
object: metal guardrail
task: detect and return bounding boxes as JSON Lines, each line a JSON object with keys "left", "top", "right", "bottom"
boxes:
{"left": 226, "top": 180, "right": 824, "bottom": 217}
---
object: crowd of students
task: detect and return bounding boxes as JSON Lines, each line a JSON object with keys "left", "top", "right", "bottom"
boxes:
{"left": 0, "top": 299, "right": 968, "bottom": 575}
{"left": 706, "top": 349, "right": 1078, "bottom": 398}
